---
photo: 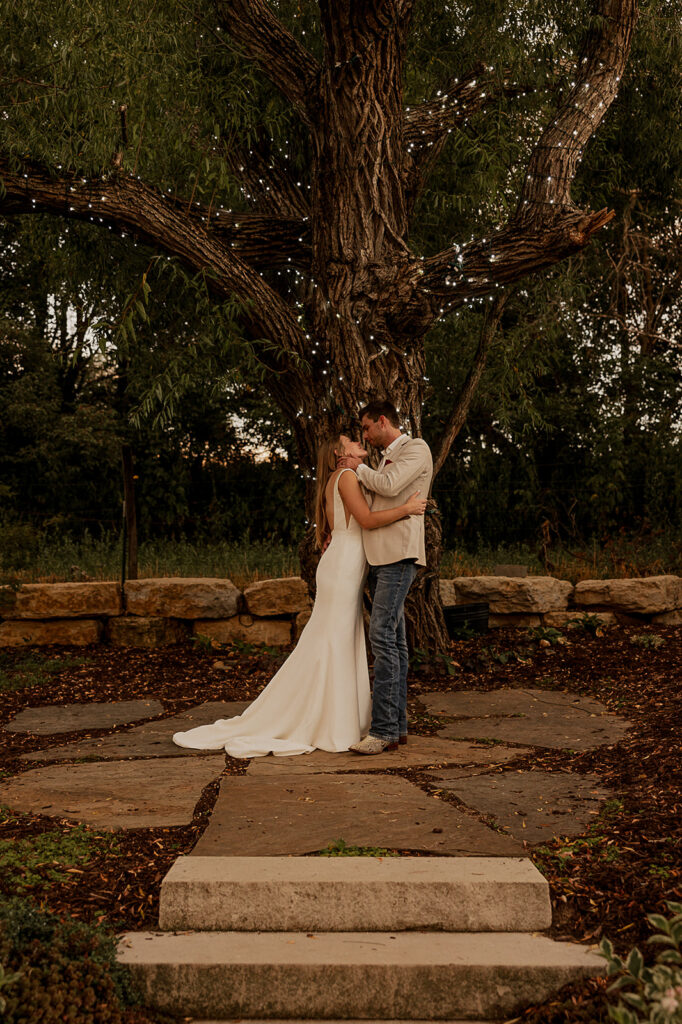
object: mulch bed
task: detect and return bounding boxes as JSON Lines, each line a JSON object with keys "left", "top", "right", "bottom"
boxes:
{"left": 1, "top": 624, "right": 681, "bottom": 1024}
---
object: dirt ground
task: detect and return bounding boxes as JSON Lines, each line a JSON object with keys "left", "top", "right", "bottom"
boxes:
{"left": 1, "top": 622, "right": 680, "bottom": 1023}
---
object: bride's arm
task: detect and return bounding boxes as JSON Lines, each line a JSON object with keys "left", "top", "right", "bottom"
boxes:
{"left": 337, "top": 471, "right": 426, "bottom": 529}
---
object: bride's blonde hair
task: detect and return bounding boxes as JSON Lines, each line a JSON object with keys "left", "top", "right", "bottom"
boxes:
{"left": 314, "top": 434, "right": 346, "bottom": 550}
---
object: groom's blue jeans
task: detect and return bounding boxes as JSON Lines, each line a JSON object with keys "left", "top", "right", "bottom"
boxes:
{"left": 368, "top": 561, "right": 418, "bottom": 743}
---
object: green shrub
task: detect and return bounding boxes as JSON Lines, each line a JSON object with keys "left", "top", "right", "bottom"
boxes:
{"left": 600, "top": 901, "right": 682, "bottom": 1023}
{"left": 0, "top": 897, "right": 140, "bottom": 1023}
{"left": 0, "top": 961, "right": 23, "bottom": 1016}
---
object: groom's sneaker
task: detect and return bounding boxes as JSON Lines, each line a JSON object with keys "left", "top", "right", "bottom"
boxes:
{"left": 349, "top": 734, "right": 398, "bottom": 755}
{"left": 399, "top": 734, "right": 408, "bottom": 745}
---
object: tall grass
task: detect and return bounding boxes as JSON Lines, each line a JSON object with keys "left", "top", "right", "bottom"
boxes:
{"left": 441, "top": 535, "right": 682, "bottom": 581}
{"left": 1, "top": 526, "right": 680, "bottom": 585}
{"left": 0, "top": 530, "right": 299, "bottom": 589}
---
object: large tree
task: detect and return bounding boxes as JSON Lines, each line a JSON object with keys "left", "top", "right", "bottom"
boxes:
{"left": 0, "top": 0, "right": 640, "bottom": 647}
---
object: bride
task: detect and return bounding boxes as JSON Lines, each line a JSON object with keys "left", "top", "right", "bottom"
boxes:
{"left": 172, "top": 433, "right": 426, "bottom": 758}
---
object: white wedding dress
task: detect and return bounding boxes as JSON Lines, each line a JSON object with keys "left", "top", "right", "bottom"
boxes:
{"left": 172, "top": 470, "right": 371, "bottom": 757}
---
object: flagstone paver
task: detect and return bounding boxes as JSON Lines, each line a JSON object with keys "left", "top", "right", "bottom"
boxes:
{"left": 191, "top": 773, "right": 524, "bottom": 857}
{"left": 0, "top": 756, "right": 225, "bottom": 829}
{"left": 19, "top": 701, "right": 249, "bottom": 762}
{"left": 4, "top": 699, "right": 164, "bottom": 735}
{"left": 2, "top": 687, "right": 629, "bottom": 849}
{"left": 245, "top": 737, "right": 531, "bottom": 776}
{"left": 427, "top": 769, "right": 612, "bottom": 844}
{"left": 418, "top": 687, "right": 630, "bottom": 750}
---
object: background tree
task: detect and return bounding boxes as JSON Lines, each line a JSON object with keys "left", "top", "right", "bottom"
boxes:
{"left": 0, "top": 0, "right": 646, "bottom": 647}
{"left": 0, "top": 216, "right": 306, "bottom": 572}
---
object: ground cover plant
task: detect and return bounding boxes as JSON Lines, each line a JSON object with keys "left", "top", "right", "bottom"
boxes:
{"left": 0, "top": 895, "right": 175, "bottom": 1024}
{"left": 0, "top": 624, "right": 680, "bottom": 1022}
{"left": 0, "top": 651, "right": 86, "bottom": 695}
{"left": 2, "top": 530, "right": 682, "bottom": 585}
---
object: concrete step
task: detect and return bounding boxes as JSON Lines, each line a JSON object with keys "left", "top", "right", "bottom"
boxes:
{"left": 117, "top": 929, "right": 603, "bottom": 1020}
{"left": 158, "top": 856, "right": 552, "bottom": 932}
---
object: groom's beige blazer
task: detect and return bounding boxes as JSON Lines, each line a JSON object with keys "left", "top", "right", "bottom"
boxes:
{"left": 356, "top": 433, "right": 433, "bottom": 567}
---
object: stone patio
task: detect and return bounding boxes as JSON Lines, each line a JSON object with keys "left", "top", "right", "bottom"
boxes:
{"left": 0, "top": 756, "right": 225, "bottom": 829}
{"left": 427, "top": 769, "right": 612, "bottom": 843}
{"left": 245, "top": 736, "right": 531, "bottom": 776}
{"left": 191, "top": 773, "right": 524, "bottom": 857}
{"left": 19, "top": 701, "right": 250, "bottom": 761}
{"left": 418, "top": 687, "right": 630, "bottom": 750}
{"left": 0, "top": 686, "right": 631, "bottom": 849}
{"left": 4, "top": 699, "right": 164, "bottom": 735}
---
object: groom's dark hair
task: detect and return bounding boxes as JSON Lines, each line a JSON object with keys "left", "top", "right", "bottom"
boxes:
{"left": 358, "top": 399, "right": 400, "bottom": 428}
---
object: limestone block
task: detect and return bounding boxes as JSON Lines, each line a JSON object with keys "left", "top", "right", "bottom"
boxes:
{"left": 543, "top": 610, "right": 617, "bottom": 628}
{"left": 194, "top": 616, "right": 292, "bottom": 647}
{"left": 488, "top": 613, "right": 542, "bottom": 628}
{"left": 107, "top": 616, "right": 190, "bottom": 647}
{"left": 574, "top": 575, "right": 682, "bottom": 615}
{"left": 651, "top": 609, "right": 682, "bottom": 625}
{"left": 454, "top": 576, "right": 573, "bottom": 614}
{"left": 159, "top": 856, "right": 551, "bottom": 933}
{"left": 124, "top": 578, "right": 240, "bottom": 618}
{"left": 243, "top": 577, "right": 311, "bottom": 616}
{"left": 2, "top": 582, "right": 121, "bottom": 620}
{"left": 294, "top": 607, "right": 312, "bottom": 640}
{"left": 439, "top": 579, "right": 457, "bottom": 607}
{"left": 118, "top": 929, "right": 603, "bottom": 1023}
{"left": 0, "top": 619, "right": 102, "bottom": 647}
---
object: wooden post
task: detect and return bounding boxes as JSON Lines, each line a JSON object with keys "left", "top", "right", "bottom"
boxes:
{"left": 121, "top": 445, "right": 138, "bottom": 580}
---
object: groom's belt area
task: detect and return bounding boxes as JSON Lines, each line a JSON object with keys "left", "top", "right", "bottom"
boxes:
{"left": 370, "top": 558, "right": 417, "bottom": 566}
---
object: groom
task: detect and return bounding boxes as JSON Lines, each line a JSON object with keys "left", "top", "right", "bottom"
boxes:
{"left": 343, "top": 399, "right": 433, "bottom": 755}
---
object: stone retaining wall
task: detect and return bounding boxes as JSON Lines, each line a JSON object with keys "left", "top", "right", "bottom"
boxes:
{"left": 1, "top": 574, "right": 680, "bottom": 648}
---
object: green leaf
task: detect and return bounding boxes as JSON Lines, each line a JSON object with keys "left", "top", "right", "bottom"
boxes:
{"left": 658, "top": 949, "right": 682, "bottom": 964}
{"left": 625, "top": 947, "right": 643, "bottom": 978}
{"left": 607, "top": 976, "right": 632, "bottom": 992}
{"left": 621, "top": 993, "right": 647, "bottom": 1011}
{"left": 647, "top": 914, "right": 672, "bottom": 933}
{"left": 600, "top": 938, "right": 615, "bottom": 960}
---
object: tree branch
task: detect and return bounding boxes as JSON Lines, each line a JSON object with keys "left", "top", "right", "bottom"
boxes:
{"left": 518, "top": 0, "right": 639, "bottom": 228}
{"left": 396, "top": 206, "right": 614, "bottom": 332}
{"left": 213, "top": 0, "right": 320, "bottom": 126}
{"left": 400, "top": 0, "right": 638, "bottom": 333}
{"left": 0, "top": 160, "right": 308, "bottom": 357}
{"left": 213, "top": 212, "right": 310, "bottom": 269}
{"left": 431, "top": 289, "right": 510, "bottom": 479}
{"left": 403, "top": 65, "right": 525, "bottom": 208}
